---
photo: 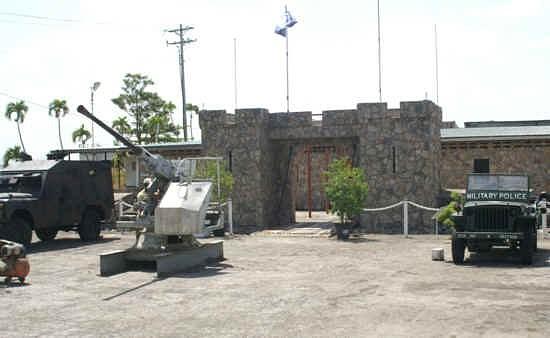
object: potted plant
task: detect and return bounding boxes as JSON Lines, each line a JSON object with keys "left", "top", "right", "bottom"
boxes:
{"left": 324, "top": 158, "right": 369, "bottom": 240}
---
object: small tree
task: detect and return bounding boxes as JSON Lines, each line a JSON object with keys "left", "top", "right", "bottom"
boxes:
{"left": 194, "top": 161, "right": 234, "bottom": 203}
{"left": 72, "top": 124, "right": 91, "bottom": 146}
{"left": 324, "top": 158, "right": 369, "bottom": 225}
{"left": 437, "top": 191, "right": 464, "bottom": 228}
{"left": 3, "top": 145, "right": 23, "bottom": 167}
{"left": 112, "top": 151, "right": 128, "bottom": 190}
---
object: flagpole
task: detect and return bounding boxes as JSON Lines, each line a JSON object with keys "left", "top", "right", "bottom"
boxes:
{"left": 234, "top": 37, "right": 238, "bottom": 113}
{"left": 377, "top": 0, "right": 382, "bottom": 103}
{"left": 286, "top": 32, "right": 290, "bottom": 113}
{"left": 434, "top": 24, "right": 439, "bottom": 104}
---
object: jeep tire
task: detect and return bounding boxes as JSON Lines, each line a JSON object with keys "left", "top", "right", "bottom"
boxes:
{"left": 452, "top": 231, "right": 466, "bottom": 264}
{"left": 79, "top": 209, "right": 101, "bottom": 242}
{"left": 1, "top": 216, "right": 32, "bottom": 246}
{"left": 35, "top": 228, "right": 58, "bottom": 242}
{"left": 520, "top": 231, "right": 534, "bottom": 265}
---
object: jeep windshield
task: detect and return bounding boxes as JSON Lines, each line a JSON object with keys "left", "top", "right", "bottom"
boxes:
{"left": 0, "top": 173, "right": 43, "bottom": 196}
{"left": 468, "top": 175, "right": 528, "bottom": 191}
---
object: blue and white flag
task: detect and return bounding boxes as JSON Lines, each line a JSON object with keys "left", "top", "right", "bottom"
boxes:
{"left": 275, "top": 6, "right": 298, "bottom": 37}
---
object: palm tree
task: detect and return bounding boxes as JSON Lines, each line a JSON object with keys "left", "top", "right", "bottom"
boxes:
{"left": 48, "top": 99, "right": 69, "bottom": 150}
{"left": 72, "top": 124, "right": 91, "bottom": 146}
{"left": 3, "top": 145, "right": 22, "bottom": 167}
{"left": 5, "top": 100, "right": 29, "bottom": 152}
{"left": 112, "top": 116, "right": 132, "bottom": 139}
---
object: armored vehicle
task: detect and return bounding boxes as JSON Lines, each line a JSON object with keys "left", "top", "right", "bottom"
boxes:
{"left": 0, "top": 160, "right": 113, "bottom": 245}
{"left": 452, "top": 174, "right": 536, "bottom": 265}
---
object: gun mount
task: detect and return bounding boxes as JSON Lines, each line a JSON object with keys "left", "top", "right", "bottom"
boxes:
{"left": 76, "top": 105, "right": 224, "bottom": 277}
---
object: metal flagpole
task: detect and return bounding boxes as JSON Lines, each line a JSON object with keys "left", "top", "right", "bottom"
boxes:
{"left": 434, "top": 24, "right": 439, "bottom": 104}
{"left": 286, "top": 32, "right": 290, "bottom": 113}
{"left": 377, "top": 0, "right": 382, "bottom": 102}
{"left": 234, "top": 37, "right": 238, "bottom": 113}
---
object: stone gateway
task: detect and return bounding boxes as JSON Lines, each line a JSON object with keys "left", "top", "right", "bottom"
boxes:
{"left": 200, "top": 100, "right": 442, "bottom": 233}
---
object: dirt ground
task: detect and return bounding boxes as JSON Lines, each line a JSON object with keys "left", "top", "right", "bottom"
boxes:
{"left": 1, "top": 231, "right": 550, "bottom": 337}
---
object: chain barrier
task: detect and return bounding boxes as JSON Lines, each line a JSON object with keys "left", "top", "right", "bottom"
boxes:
{"left": 363, "top": 200, "right": 441, "bottom": 237}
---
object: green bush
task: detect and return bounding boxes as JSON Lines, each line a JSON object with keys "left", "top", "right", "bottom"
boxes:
{"left": 194, "top": 160, "right": 234, "bottom": 203}
{"left": 324, "top": 158, "right": 369, "bottom": 224}
{"left": 437, "top": 191, "right": 464, "bottom": 227}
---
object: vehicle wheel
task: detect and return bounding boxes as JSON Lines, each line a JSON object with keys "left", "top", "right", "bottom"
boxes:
{"left": 520, "top": 232, "right": 534, "bottom": 265}
{"left": 35, "top": 228, "right": 58, "bottom": 242}
{"left": 79, "top": 209, "right": 101, "bottom": 242}
{"left": 0, "top": 216, "right": 32, "bottom": 245}
{"left": 452, "top": 231, "right": 465, "bottom": 264}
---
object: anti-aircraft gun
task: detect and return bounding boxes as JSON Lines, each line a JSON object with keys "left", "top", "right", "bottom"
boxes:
{"left": 76, "top": 105, "right": 224, "bottom": 276}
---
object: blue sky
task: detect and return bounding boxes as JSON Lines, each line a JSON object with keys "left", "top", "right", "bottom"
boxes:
{"left": 1, "top": 0, "right": 549, "bottom": 159}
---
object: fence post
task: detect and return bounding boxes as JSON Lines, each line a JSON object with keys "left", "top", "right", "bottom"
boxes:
{"left": 403, "top": 201, "right": 409, "bottom": 237}
{"left": 228, "top": 199, "right": 233, "bottom": 235}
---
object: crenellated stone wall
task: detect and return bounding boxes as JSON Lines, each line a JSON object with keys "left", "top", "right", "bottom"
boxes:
{"left": 199, "top": 100, "right": 443, "bottom": 233}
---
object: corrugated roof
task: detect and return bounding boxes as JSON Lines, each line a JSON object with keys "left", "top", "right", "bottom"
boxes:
{"left": 0, "top": 160, "right": 59, "bottom": 172}
{"left": 59, "top": 140, "right": 203, "bottom": 154}
{"left": 441, "top": 125, "right": 550, "bottom": 141}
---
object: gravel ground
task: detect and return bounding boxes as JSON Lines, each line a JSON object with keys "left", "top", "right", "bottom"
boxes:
{"left": 1, "top": 231, "right": 549, "bottom": 337}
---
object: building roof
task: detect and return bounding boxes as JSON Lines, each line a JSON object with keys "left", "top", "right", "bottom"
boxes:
{"left": 58, "top": 140, "right": 202, "bottom": 154}
{"left": 464, "top": 120, "right": 550, "bottom": 128}
{"left": 0, "top": 160, "right": 59, "bottom": 172}
{"left": 442, "top": 125, "right": 550, "bottom": 142}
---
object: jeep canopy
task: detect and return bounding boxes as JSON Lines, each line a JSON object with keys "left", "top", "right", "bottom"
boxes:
{"left": 468, "top": 175, "right": 528, "bottom": 191}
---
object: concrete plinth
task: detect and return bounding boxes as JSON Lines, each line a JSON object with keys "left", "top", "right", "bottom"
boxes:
{"left": 99, "top": 241, "right": 224, "bottom": 277}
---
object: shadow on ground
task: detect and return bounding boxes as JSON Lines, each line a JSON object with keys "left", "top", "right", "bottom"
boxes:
{"left": 447, "top": 248, "right": 550, "bottom": 268}
{"left": 102, "top": 261, "right": 233, "bottom": 301}
{"left": 28, "top": 236, "right": 119, "bottom": 254}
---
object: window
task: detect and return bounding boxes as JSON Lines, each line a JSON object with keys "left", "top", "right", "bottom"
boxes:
{"left": 473, "top": 158, "right": 489, "bottom": 173}
{"left": 392, "top": 146, "right": 397, "bottom": 174}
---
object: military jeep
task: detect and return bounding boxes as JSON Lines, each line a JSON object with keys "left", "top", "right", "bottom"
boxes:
{"left": 452, "top": 174, "right": 536, "bottom": 265}
{"left": 0, "top": 160, "right": 113, "bottom": 245}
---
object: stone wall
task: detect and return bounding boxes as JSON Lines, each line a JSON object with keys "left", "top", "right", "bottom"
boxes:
{"left": 441, "top": 140, "right": 550, "bottom": 193}
{"left": 358, "top": 102, "right": 442, "bottom": 233}
{"left": 199, "top": 100, "right": 443, "bottom": 233}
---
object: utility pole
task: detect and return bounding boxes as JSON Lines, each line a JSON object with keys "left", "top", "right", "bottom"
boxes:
{"left": 167, "top": 24, "right": 196, "bottom": 142}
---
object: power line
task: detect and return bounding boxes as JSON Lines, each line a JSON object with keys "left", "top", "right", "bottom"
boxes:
{"left": 166, "top": 24, "right": 196, "bottom": 142}
{"left": 0, "top": 11, "right": 84, "bottom": 23}
{"left": 0, "top": 91, "right": 49, "bottom": 109}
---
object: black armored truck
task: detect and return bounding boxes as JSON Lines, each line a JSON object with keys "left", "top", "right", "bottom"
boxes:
{"left": 452, "top": 174, "right": 537, "bottom": 265}
{"left": 0, "top": 160, "right": 113, "bottom": 245}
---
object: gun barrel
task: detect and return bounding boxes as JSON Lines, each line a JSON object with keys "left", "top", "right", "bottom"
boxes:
{"left": 76, "top": 105, "right": 141, "bottom": 154}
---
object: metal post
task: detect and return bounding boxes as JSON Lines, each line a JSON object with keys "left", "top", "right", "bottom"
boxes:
{"left": 434, "top": 24, "right": 439, "bottom": 104}
{"left": 403, "top": 201, "right": 409, "bottom": 237}
{"left": 307, "top": 145, "right": 312, "bottom": 218}
{"left": 135, "top": 158, "right": 140, "bottom": 188}
{"left": 216, "top": 159, "right": 221, "bottom": 203}
{"left": 233, "top": 37, "right": 238, "bottom": 113}
{"left": 228, "top": 199, "right": 233, "bottom": 235}
{"left": 90, "top": 90, "right": 95, "bottom": 148}
{"left": 377, "top": 0, "right": 382, "bottom": 103}
{"left": 285, "top": 32, "right": 290, "bottom": 113}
